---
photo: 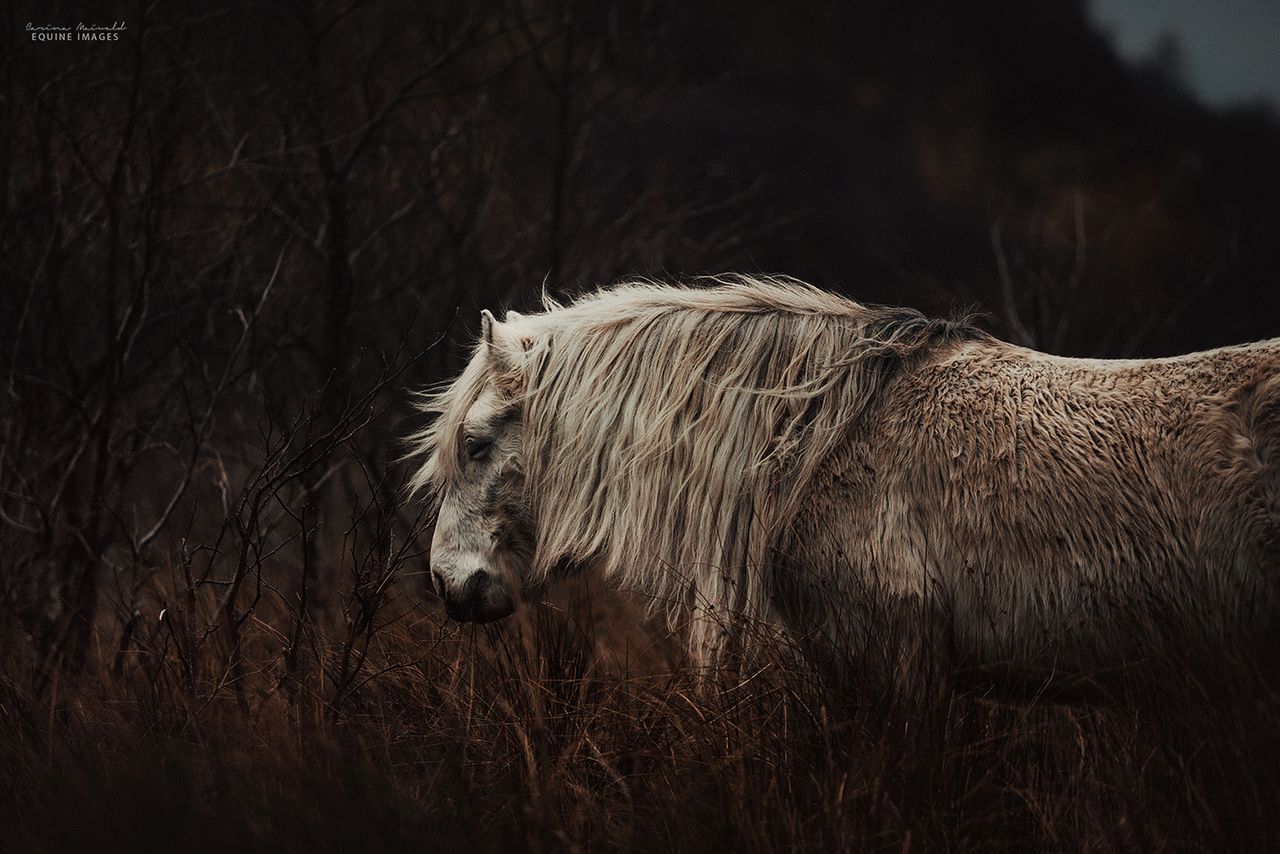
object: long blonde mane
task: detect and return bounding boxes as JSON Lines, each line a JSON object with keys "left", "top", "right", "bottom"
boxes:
{"left": 410, "top": 275, "right": 979, "bottom": 650}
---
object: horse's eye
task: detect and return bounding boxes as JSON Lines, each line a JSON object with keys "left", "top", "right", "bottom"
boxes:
{"left": 465, "top": 436, "right": 493, "bottom": 460}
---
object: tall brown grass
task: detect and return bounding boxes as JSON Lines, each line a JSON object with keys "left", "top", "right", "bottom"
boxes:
{"left": 2, "top": 580, "right": 1278, "bottom": 853}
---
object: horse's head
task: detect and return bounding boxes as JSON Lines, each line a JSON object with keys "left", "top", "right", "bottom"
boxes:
{"left": 419, "top": 310, "right": 535, "bottom": 623}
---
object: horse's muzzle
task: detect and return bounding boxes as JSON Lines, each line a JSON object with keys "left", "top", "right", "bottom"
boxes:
{"left": 437, "top": 569, "right": 515, "bottom": 623}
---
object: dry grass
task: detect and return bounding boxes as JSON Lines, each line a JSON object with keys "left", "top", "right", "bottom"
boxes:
{"left": 2, "top": 580, "right": 1278, "bottom": 854}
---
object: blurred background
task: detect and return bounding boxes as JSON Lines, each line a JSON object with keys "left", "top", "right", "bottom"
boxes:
{"left": 2, "top": 0, "right": 1279, "bottom": 683}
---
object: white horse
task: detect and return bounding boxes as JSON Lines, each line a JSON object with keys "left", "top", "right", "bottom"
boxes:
{"left": 410, "top": 276, "right": 1280, "bottom": 671}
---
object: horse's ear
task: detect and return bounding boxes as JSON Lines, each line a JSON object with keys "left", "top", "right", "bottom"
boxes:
{"left": 480, "top": 309, "right": 497, "bottom": 346}
{"left": 481, "top": 308, "right": 532, "bottom": 355}
{"left": 480, "top": 310, "right": 529, "bottom": 376}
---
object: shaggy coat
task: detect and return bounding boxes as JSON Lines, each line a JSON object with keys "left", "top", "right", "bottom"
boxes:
{"left": 413, "top": 277, "right": 1280, "bottom": 669}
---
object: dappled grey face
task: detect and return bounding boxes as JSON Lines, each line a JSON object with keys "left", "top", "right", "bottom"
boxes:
{"left": 428, "top": 387, "right": 532, "bottom": 623}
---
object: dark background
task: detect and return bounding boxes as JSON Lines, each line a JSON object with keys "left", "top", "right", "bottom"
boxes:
{"left": 4, "top": 3, "right": 1280, "bottom": 850}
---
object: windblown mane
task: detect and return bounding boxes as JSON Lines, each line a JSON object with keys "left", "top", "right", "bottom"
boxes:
{"left": 411, "top": 275, "right": 981, "bottom": 647}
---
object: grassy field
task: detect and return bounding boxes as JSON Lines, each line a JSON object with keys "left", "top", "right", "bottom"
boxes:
{"left": 3, "top": 579, "right": 1278, "bottom": 853}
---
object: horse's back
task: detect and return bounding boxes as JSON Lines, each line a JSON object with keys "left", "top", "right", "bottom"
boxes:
{"left": 783, "top": 337, "right": 1280, "bottom": 668}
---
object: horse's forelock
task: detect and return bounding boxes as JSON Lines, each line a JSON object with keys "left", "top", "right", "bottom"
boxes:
{"left": 405, "top": 339, "right": 501, "bottom": 496}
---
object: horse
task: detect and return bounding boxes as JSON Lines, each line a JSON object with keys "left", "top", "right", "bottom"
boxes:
{"left": 409, "top": 275, "right": 1280, "bottom": 676}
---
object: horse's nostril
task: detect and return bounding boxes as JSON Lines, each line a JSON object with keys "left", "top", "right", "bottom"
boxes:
{"left": 430, "top": 570, "right": 446, "bottom": 599}
{"left": 463, "top": 570, "right": 491, "bottom": 599}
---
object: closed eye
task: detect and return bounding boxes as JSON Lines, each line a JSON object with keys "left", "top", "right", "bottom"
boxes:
{"left": 464, "top": 436, "right": 493, "bottom": 460}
